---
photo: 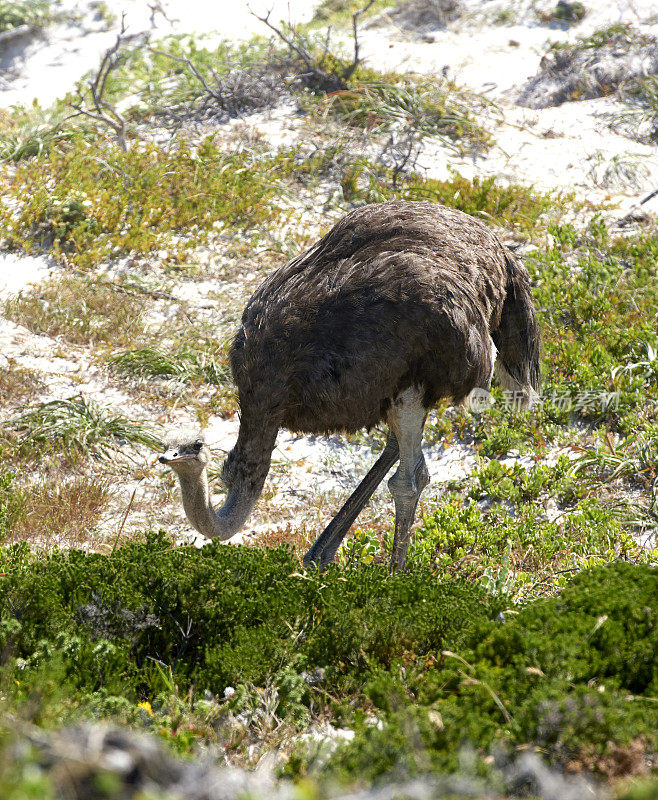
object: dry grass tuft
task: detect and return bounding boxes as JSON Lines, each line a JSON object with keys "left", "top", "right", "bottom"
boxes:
{"left": 383, "top": 0, "right": 461, "bottom": 33}
{"left": 5, "top": 277, "right": 146, "bottom": 347}
{"left": 517, "top": 24, "right": 658, "bottom": 109}
{"left": 0, "top": 363, "right": 45, "bottom": 407}
{"left": 3, "top": 474, "right": 113, "bottom": 547}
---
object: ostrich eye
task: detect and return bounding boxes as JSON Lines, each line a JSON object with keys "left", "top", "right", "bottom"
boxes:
{"left": 193, "top": 440, "right": 203, "bottom": 451}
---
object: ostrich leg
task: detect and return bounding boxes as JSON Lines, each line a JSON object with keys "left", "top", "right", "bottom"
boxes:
{"left": 387, "top": 388, "right": 430, "bottom": 571}
{"left": 303, "top": 433, "right": 399, "bottom": 570}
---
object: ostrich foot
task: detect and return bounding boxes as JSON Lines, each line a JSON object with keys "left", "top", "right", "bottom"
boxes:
{"left": 389, "top": 458, "right": 429, "bottom": 571}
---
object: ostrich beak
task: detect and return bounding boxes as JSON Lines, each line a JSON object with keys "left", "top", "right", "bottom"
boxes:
{"left": 159, "top": 449, "right": 197, "bottom": 465}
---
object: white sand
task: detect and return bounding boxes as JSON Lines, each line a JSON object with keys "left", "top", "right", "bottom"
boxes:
{"left": 0, "top": 253, "right": 55, "bottom": 300}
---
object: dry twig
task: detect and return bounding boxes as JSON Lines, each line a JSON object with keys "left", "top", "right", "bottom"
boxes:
{"left": 69, "top": 13, "right": 146, "bottom": 151}
{"left": 250, "top": 0, "right": 375, "bottom": 92}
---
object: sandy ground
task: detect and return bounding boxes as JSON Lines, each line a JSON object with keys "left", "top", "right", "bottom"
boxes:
{"left": 0, "top": 0, "right": 656, "bottom": 549}
{"left": 360, "top": 0, "right": 658, "bottom": 212}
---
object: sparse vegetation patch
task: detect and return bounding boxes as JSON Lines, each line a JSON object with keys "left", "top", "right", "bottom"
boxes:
{"left": 108, "top": 345, "right": 238, "bottom": 414}
{"left": 616, "top": 75, "right": 658, "bottom": 142}
{"left": 0, "top": 470, "right": 112, "bottom": 547}
{"left": 313, "top": 77, "right": 494, "bottom": 153}
{"left": 311, "top": 0, "right": 395, "bottom": 26}
{"left": 108, "top": 346, "right": 230, "bottom": 386}
{"left": 383, "top": 0, "right": 462, "bottom": 33}
{"left": 5, "top": 276, "right": 146, "bottom": 346}
{"left": 0, "top": 364, "right": 44, "bottom": 407}
{"left": 99, "top": 35, "right": 292, "bottom": 127}
{"left": 4, "top": 395, "right": 160, "bottom": 465}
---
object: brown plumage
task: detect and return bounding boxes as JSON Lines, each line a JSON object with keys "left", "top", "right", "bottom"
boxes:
{"left": 161, "top": 200, "right": 540, "bottom": 569}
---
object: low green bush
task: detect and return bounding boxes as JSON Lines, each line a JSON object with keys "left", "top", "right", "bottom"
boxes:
{"left": 0, "top": 539, "right": 655, "bottom": 778}
{"left": 333, "top": 163, "right": 552, "bottom": 232}
{"left": 319, "top": 561, "right": 657, "bottom": 779}
{"left": 0, "top": 535, "right": 499, "bottom": 697}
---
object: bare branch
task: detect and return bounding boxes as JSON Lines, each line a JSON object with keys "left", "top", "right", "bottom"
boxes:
{"left": 67, "top": 12, "right": 144, "bottom": 151}
{"left": 249, "top": 8, "right": 317, "bottom": 75}
{"left": 147, "top": 1, "right": 178, "bottom": 27}
{"left": 147, "top": 47, "right": 224, "bottom": 102}
{"left": 250, "top": 0, "right": 376, "bottom": 91}
{"left": 345, "top": 0, "right": 376, "bottom": 82}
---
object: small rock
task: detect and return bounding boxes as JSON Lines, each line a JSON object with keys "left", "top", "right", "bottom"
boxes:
{"left": 428, "top": 710, "right": 444, "bottom": 731}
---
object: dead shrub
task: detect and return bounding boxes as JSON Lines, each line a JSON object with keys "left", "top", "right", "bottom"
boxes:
{"left": 384, "top": 0, "right": 462, "bottom": 33}
{"left": 517, "top": 25, "right": 658, "bottom": 109}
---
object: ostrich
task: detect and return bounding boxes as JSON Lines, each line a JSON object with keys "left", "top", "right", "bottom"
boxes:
{"left": 160, "top": 201, "right": 540, "bottom": 570}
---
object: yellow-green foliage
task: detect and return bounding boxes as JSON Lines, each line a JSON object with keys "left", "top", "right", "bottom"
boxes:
{"left": 0, "top": 0, "right": 52, "bottom": 32}
{"left": 0, "top": 136, "right": 293, "bottom": 267}
{"left": 337, "top": 163, "right": 552, "bottom": 232}
{"left": 310, "top": 0, "right": 395, "bottom": 26}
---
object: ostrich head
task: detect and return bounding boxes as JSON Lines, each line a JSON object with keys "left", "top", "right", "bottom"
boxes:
{"left": 158, "top": 431, "right": 210, "bottom": 477}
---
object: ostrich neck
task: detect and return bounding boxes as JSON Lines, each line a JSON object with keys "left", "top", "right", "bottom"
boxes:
{"left": 177, "top": 469, "right": 258, "bottom": 541}
{"left": 177, "top": 419, "right": 278, "bottom": 541}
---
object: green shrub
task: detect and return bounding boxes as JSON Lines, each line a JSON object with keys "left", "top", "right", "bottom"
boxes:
{"left": 323, "top": 562, "right": 658, "bottom": 779}
{"left": 0, "top": 535, "right": 501, "bottom": 699}
{"left": 0, "top": 0, "right": 52, "bottom": 32}
{"left": 529, "top": 227, "right": 658, "bottom": 434}
{"left": 0, "top": 540, "right": 656, "bottom": 778}
{"left": 332, "top": 164, "right": 552, "bottom": 233}
{"left": 411, "top": 495, "right": 645, "bottom": 598}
